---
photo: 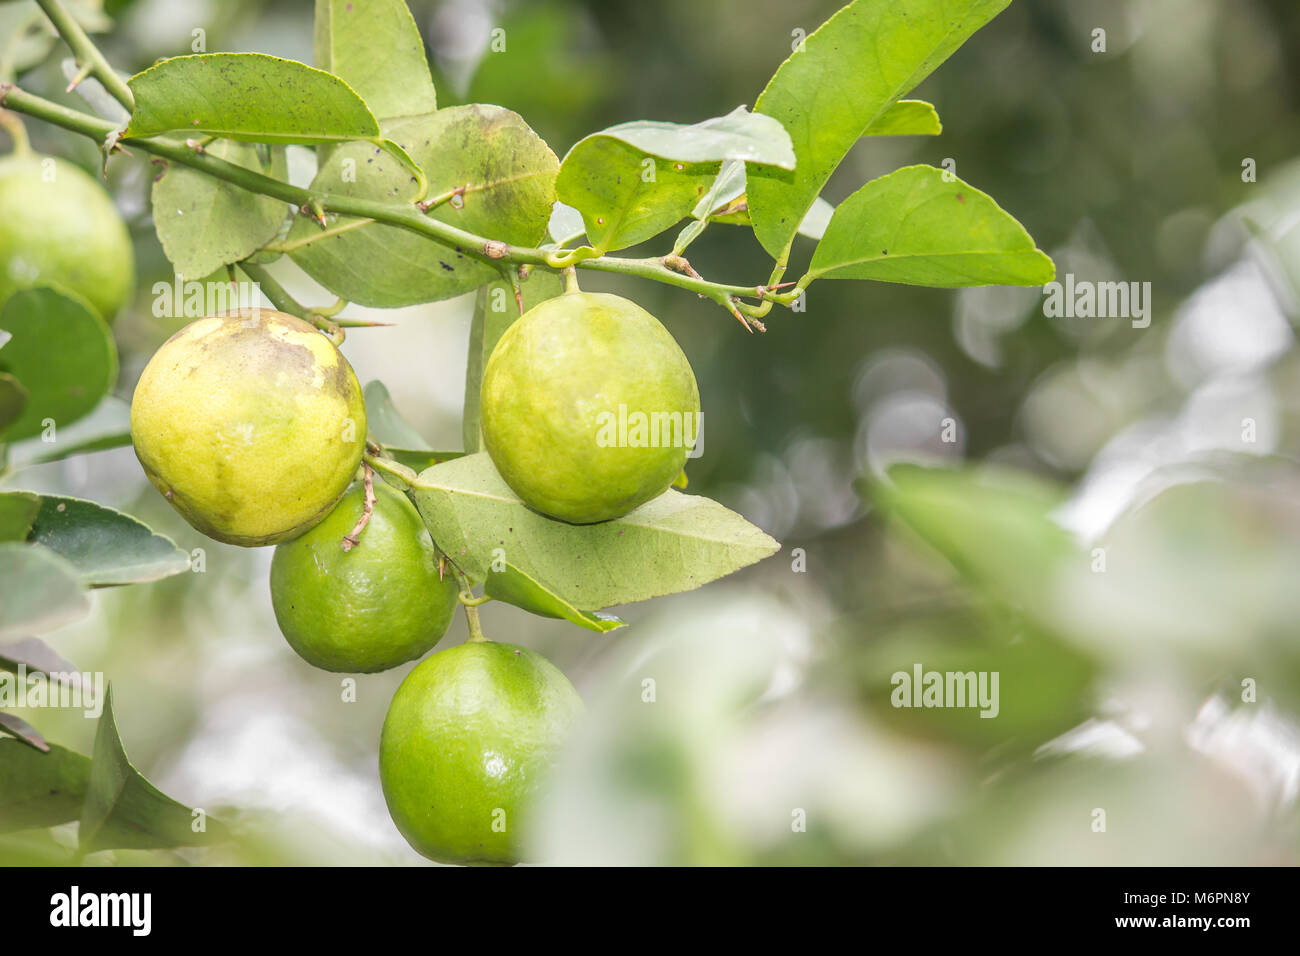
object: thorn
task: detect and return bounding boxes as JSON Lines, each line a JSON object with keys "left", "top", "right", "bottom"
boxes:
{"left": 65, "top": 62, "right": 93, "bottom": 93}
{"left": 437, "top": 555, "right": 447, "bottom": 581}
{"left": 300, "top": 200, "right": 327, "bottom": 227}
{"left": 723, "top": 297, "right": 753, "bottom": 333}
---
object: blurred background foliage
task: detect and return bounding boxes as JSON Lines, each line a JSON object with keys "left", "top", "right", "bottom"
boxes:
{"left": 4, "top": 0, "right": 1300, "bottom": 865}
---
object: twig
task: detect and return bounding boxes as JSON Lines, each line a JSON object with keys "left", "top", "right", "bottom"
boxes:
{"left": 340, "top": 464, "right": 376, "bottom": 552}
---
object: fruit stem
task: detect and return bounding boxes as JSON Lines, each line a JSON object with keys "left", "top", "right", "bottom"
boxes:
{"left": 453, "top": 568, "right": 490, "bottom": 642}
{"left": 562, "top": 265, "right": 580, "bottom": 294}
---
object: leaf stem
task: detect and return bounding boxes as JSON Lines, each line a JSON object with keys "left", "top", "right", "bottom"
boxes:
{"left": 35, "top": 0, "right": 134, "bottom": 112}
{"left": 453, "top": 567, "right": 489, "bottom": 642}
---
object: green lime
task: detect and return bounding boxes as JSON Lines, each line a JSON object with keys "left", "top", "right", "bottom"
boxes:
{"left": 130, "top": 309, "right": 367, "bottom": 546}
{"left": 379, "top": 641, "right": 584, "bottom": 865}
{"left": 479, "top": 291, "right": 699, "bottom": 524}
{"left": 0, "top": 154, "right": 134, "bottom": 321}
{"left": 270, "top": 481, "right": 458, "bottom": 673}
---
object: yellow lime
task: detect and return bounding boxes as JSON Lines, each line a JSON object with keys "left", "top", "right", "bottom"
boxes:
{"left": 380, "top": 641, "right": 584, "bottom": 865}
{"left": 0, "top": 154, "right": 134, "bottom": 321}
{"left": 270, "top": 480, "right": 458, "bottom": 672}
{"left": 130, "top": 309, "right": 366, "bottom": 546}
{"left": 479, "top": 291, "right": 699, "bottom": 524}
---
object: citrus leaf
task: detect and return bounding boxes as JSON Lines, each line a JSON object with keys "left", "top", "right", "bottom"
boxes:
{"left": 864, "top": 98, "right": 942, "bottom": 136}
{"left": 0, "top": 372, "right": 26, "bottom": 432}
{"left": 806, "top": 166, "right": 1055, "bottom": 287}
{"left": 79, "top": 685, "right": 227, "bottom": 852}
{"left": 0, "top": 636, "right": 77, "bottom": 677}
{"left": 0, "top": 491, "right": 39, "bottom": 542}
{"left": 0, "top": 543, "right": 89, "bottom": 640}
{"left": 124, "top": 52, "right": 381, "bottom": 144}
{"left": 0, "top": 739, "right": 90, "bottom": 833}
{"left": 484, "top": 561, "right": 625, "bottom": 633}
{"left": 314, "top": 0, "right": 436, "bottom": 121}
{"left": 462, "top": 269, "right": 564, "bottom": 453}
{"left": 364, "top": 379, "right": 430, "bottom": 450}
{"left": 556, "top": 136, "right": 716, "bottom": 252}
{"left": 3, "top": 396, "right": 131, "bottom": 468}
{"left": 288, "top": 105, "right": 558, "bottom": 307}
{"left": 547, "top": 201, "right": 586, "bottom": 247}
{"left": 26, "top": 495, "right": 191, "bottom": 588}
{"left": 0, "top": 712, "right": 48, "bottom": 752}
{"left": 411, "top": 453, "right": 780, "bottom": 610}
{"left": 587, "top": 106, "right": 795, "bottom": 169}
{"left": 0, "top": 287, "right": 117, "bottom": 443}
{"left": 748, "top": 0, "right": 1011, "bottom": 260}
{"left": 151, "top": 140, "right": 290, "bottom": 279}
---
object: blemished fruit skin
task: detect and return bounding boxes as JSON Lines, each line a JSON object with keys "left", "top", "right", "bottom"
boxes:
{"left": 380, "top": 641, "right": 584, "bottom": 866}
{"left": 270, "top": 481, "right": 459, "bottom": 672}
{"left": 130, "top": 309, "right": 366, "bottom": 547}
{"left": 479, "top": 291, "right": 699, "bottom": 524}
{"left": 0, "top": 154, "right": 134, "bottom": 321}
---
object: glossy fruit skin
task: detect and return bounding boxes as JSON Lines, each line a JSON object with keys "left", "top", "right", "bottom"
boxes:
{"left": 130, "top": 309, "right": 366, "bottom": 547}
{"left": 0, "top": 154, "right": 134, "bottom": 321}
{"left": 380, "top": 641, "right": 584, "bottom": 865}
{"left": 480, "top": 291, "right": 699, "bottom": 524}
{"left": 270, "top": 481, "right": 458, "bottom": 673}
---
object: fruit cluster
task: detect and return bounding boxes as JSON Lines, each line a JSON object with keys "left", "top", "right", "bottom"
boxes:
{"left": 128, "top": 290, "right": 698, "bottom": 865}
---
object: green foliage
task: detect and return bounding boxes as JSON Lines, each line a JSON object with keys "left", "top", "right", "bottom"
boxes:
{"left": 0, "top": 542, "right": 89, "bottom": 640}
{"left": 483, "top": 562, "right": 625, "bottom": 633}
{"left": 313, "top": 0, "right": 436, "bottom": 122}
{"left": 0, "top": 740, "right": 90, "bottom": 832}
{"left": 363, "top": 380, "right": 461, "bottom": 472}
{"left": 0, "top": 287, "right": 116, "bottom": 442}
{"left": 26, "top": 494, "right": 191, "bottom": 587}
{"left": 411, "top": 453, "right": 780, "bottom": 611}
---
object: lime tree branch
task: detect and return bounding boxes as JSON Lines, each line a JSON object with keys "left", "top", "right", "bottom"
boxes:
{"left": 34, "top": 0, "right": 134, "bottom": 111}
{"left": 0, "top": 84, "right": 798, "bottom": 323}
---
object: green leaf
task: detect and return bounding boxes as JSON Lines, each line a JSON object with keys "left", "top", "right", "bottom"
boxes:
{"left": 79, "top": 685, "right": 227, "bottom": 852}
{"left": 25, "top": 495, "right": 191, "bottom": 587}
{"left": 124, "top": 52, "right": 381, "bottom": 144}
{"left": 151, "top": 140, "right": 290, "bottom": 279}
{"left": 586, "top": 107, "right": 796, "bottom": 169}
{"left": 314, "top": 0, "right": 436, "bottom": 121}
{"left": 864, "top": 99, "right": 942, "bottom": 136}
{"left": 806, "top": 165, "right": 1055, "bottom": 287}
{"left": 556, "top": 137, "right": 716, "bottom": 252}
{"left": 484, "top": 561, "right": 625, "bottom": 633}
{"left": 0, "top": 543, "right": 90, "bottom": 640}
{"left": 0, "top": 712, "right": 48, "bottom": 752}
{"left": 0, "top": 372, "right": 26, "bottom": 432}
{"left": 288, "top": 105, "right": 558, "bottom": 307}
{"left": 0, "top": 287, "right": 117, "bottom": 443}
{"left": 462, "top": 269, "right": 564, "bottom": 453}
{"left": 362, "top": 380, "right": 462, "bottom": 471}
{"left": 748, "top": 0, "right": 1011, "bottom": 260}
{"left": 0, "top": 636, "right": 77, "bottom": 676}
{"left": 4, "top": 396, "right": 131, "bottom": 468}
{"left": 0, "top": 739, "right": 90, "bottom": 833}
{"left": 869, "top": 464, "right": 1078, "bottom": 617}
{"left": 0, "top": 491, "right": 39, "bottom": 542}
{"left": 412, "top": 453, "right": 780, "bottom": 611}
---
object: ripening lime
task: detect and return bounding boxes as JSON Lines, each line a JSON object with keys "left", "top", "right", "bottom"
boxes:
{"left": 479, "top": 291, "right": 699, "bottom": 524}
{"left": 0, "top": 153, "right": 134, "bottom": 321}
{"left": 380, "top": 641, "right": 584, "bottom": 865}
{"left": 270, "top": 481, "right": 458, "bottom": 673}
{"left": 130, "top": 309, "right": 366, "bottom": 546}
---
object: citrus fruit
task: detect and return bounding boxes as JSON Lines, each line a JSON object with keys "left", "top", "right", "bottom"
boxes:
{"left": 479, "top": 291, "right": 699, "bottom": 523}
{"left": 130, "top": 309, "right": 367, "bottom": 546}
{"left": 379, "top": 641, "right": 584, "bottom": 865}
{"left": 269, "top": 480, "right": 458, "bottom": 672}
{"left": 0, "top": 153, "right": 134, "bottom": 321}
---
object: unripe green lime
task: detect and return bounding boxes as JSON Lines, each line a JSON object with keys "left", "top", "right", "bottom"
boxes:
{"left": 479, "top": 291, "right": 699, "bottom": 524}
{"left": 130, "top": 309, "right": 366, "bottom": 546}
{"left": 0, "top": 153, "right": 134, "bottom": 321}
{"left": 270, "top": 481, "right": 458, "bottom": 673}
{"left": 380, "top": 641, "right": 584, "bottom": 865}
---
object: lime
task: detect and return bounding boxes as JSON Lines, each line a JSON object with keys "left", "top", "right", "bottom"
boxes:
{"left": 0, "top": 154, "right": 134, "bottom": 321}
{"left": 479, "top": 291, "right": 699, "bottom": 524}
{"left": 379, "top": 641, "right": 584, "bottom": 865}
{"left": 130, "top": 309, "right": 367, "bottom": 546}
{"left": 270, "top": 481, "right": 458, "bottom": 672}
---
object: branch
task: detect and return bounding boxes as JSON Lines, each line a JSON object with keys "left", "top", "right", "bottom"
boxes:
{"left": 0, "top": 84, "right": 798, "bottom": 322}
{"left": 35, "top": 0, "right": 134, "bottom": 111}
